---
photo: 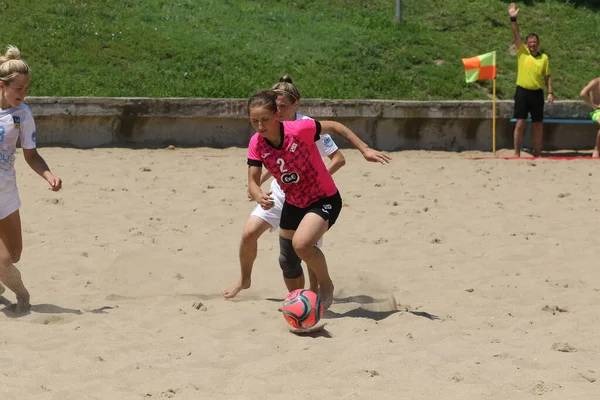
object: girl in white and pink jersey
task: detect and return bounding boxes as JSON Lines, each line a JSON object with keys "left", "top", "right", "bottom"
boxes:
{"left": 0, "top": 46, "right": 62, "bottom": 312}
{"left": 223, "top": 76, "right": 346, "bottom": 300}
{"left": 245, "top": 90, "right": 390, "bottom": 309}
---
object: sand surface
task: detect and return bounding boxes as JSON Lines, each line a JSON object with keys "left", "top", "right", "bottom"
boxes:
{"left": 1, "top": 147, "right": 599, "bottom": 399}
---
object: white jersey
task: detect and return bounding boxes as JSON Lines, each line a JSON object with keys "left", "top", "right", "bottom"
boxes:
{"left": 0, "top": 104, "right": 36, "bottom": 194}
{"left": 270, "top": 113, "right": 338, "bottom": 199}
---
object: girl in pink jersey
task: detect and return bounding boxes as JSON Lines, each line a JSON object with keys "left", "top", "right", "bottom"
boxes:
{"left": 223, "top": 76, "right": 345, "bottom": 299}
{"left": 246, "top": 90, "right": 390, "bottom": 309}
{"left": 0, "top": 46, "right": 62, "bottom": 312}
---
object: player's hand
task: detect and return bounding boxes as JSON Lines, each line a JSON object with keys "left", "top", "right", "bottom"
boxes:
{"left": 547, "top": 93, "right": 554, "bottom": 105}
{"left": 362, "top": 148, "right": 391, "bottom": 164}
{"left": 258, "top": 191, "right": 275, "bottom": 210}
{"left": 46, "top": 175, "right": 62, "bottom": 191}
{"left": 508, "top": 3, "right": 519, "bottom": 18}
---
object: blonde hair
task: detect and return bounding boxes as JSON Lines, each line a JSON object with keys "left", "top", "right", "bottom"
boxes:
{"left": 0, "top": 45, "right": 30, "bottom": 83}
{"left": 271, "top": 75, "right": 301, "bottom": 103}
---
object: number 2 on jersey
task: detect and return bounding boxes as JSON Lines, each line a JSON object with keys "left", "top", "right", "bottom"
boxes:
{"left": 276, "top": 158, "right": 288, "bottom": 173}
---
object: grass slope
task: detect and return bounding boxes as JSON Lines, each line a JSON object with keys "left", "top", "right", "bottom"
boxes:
{"left": 2, "top": 0, "right": 599, "bottom": 100}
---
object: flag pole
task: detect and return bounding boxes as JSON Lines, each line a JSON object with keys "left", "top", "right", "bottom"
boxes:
{"left": 492, "top": 78, "right": 496, "bottom": 155}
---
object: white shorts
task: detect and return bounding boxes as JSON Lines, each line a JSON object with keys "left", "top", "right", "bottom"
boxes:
{"left": 250, "top": 181, "right": 323, "bottom": 248}
{"left": 0, "top": 188, "right": 20, "bottom": 220}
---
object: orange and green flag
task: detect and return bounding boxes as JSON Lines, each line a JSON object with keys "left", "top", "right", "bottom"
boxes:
{"left": 461, "top": 51, "right": 496, "bottom": 83}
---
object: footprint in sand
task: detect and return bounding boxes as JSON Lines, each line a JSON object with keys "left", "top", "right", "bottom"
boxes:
{"left": 531, "top": 381, "right": 561, "bottom": 395}
{"left": 32, "top": 315, "right": 69, "bottom": 325}
{"left": 542, "top": 305, "right": 568, "bottom": 315}
{"left": 38, "top": 197, "right": 64, "bottom": 205}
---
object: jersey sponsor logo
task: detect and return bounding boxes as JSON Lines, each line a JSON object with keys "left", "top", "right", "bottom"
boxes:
{"left": 12, "top": 116, "right": 20, "bottom": 128}
{"left": 290, "top": 143, "right": 297, "bottom": 153}
{"left": 261, "top": 152, "right": 270, "bottom": 158}
{"left": 281, "top": 172, "right": 300, "bottom": 184}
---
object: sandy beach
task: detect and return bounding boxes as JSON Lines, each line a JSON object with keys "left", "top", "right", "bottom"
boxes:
{"left": 1, "top": 146, "right": 599, "bottom": 399}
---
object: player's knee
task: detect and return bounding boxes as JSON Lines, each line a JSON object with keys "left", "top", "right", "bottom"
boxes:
{"left": 0, "top": 254, "right": 12, "bottom": 270}
{"left": 241, "top": 225, "right": 262, "bottom": 245}
{"left": 292, "top": 238, "right": 315, "bottom": 260}
{"left": 278, "top": 237, "right": 302, "bottom": 279}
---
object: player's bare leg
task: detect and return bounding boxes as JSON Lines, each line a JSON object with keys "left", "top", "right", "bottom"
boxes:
{"left": 0, "top": 211, "right": 29, "bottom": 312}
{"left": 283, "top": 275, "right": 305, "bottom": 293}
{"left": 0, "top": 261, "right": 30, "bottom": 313}
{"left": 593, "top": 129, "right": 600, "bottom": 158}
{"left": 222, "top": 216, "right": 271, "bottom": 299}
{"left": 513, "top": 119, "right": 527, "bottom": 157}
{"left": 284, "top": 214, "right": 334, "bottom": 310}
{"left": 532, "top": 122, "right": 543, "bottom": 156}
{"left": 308, "top": 268, "right": 318, "bottom": 293}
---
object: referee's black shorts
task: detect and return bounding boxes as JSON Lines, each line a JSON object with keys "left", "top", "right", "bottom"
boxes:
{"left": 513, "top": 86, "right": 544, "bottom": 122}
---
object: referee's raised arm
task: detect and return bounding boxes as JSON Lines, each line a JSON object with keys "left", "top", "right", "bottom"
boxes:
{"left": 508, "top": 3, "right": 522, "bottom": 50}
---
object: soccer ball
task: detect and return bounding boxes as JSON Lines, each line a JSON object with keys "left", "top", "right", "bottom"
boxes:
{"left": 282, "top": 289, "right": 324, "bottom": 329}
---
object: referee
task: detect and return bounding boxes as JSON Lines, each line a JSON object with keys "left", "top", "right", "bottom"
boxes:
{"left": 508, "top": 3, "right": 553, "bottom": 157}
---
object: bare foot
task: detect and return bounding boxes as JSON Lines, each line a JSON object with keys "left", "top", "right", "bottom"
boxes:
{"left": 13, "top": 291, "right": 30, "bottom": 313}
{"left": 319, "top": 281, "right": 335, "bottom": 310}
{"left": 222, "top": 279, "right": 250, "bottom": 299}
{"left": 593, "top": 150, "right": 599, "bottom": 158}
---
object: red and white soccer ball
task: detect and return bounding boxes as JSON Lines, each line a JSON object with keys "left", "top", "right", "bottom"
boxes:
{"left": 282, "top": 289, "right": 324, "bottom": 329}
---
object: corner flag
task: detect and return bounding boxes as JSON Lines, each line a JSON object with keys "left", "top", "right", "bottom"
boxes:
{"left": 461, "top": 51, "right": 496, "bottom": 83}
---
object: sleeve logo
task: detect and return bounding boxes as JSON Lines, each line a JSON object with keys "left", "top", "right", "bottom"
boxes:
{"left": 31, "top": 131, "right": 36, "bottom": 143}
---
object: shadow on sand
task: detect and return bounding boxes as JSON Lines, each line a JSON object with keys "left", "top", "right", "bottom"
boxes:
{"left": 0, "top": 296, "right": 113, "bottom": 318}
{"left": 268, "top": 293, "right": 440, "bottom": 322}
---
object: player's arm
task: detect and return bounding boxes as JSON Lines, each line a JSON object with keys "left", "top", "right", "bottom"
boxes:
{"left": 248, "top": 165, "right": 274, "bottom": 209}
{"left": 259, "top": 170, "right": 273, "bottom": 185}
{"left": 248, "top": 165, "right": 263, "bottom": 202}
{"left": 325, "top": 149, "right": 346, "bottom": 175}
{"left": 23, "top": 148, "right": 62, "bottom": 191}
{"left": 508, "top": 3, "right": 522, "bottom": 50}
{"left": 319, "top": 121, "right": 391, "bottom": 164}
{"left": 545, "top": 75, "right": 554, "bottom": 103}
{"left": 579, "top": 78, "right": 600, "bottom": 109}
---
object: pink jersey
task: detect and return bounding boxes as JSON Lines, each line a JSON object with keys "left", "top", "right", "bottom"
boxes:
{"left": 247, "top": 119, "right": 338, "bottom": 208}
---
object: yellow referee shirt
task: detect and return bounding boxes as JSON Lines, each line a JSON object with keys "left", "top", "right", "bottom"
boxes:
{"left": 516, "top": 44, "right": 550, "bottom": 90}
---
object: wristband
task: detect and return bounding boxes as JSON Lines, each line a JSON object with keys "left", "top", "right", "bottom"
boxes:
{"left": 510, "top": 17, "right": 517, "bottom": 22}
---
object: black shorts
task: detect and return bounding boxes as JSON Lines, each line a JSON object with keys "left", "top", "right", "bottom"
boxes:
{"left": 280, "top": 191, "right": 342, "bottom": 231}
{"left": 513, "top": 86, "right": 545, "bottom": 122}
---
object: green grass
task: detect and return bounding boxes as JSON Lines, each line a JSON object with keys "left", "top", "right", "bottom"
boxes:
{"left": 2, "top": 0, "right": 599, "bottom": 100}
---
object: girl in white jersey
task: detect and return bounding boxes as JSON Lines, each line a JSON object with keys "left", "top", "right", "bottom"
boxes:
{"left": 0, "top": 46, "right": 62, "bottom": 312}
{"left": 222, "top": 76, "right": 345, "bottom": 299}
{"left": 244, "top": 90, "right": 390, "bottom": 309}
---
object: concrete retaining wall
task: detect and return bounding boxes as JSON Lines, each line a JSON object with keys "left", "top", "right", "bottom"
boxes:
{"left": 25, "top": 97, "right": 598, "bottom": 151}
